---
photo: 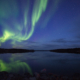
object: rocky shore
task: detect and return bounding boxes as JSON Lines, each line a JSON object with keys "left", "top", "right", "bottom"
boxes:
{"left": 0, "top": 69, "right": 80, "bottom": 80}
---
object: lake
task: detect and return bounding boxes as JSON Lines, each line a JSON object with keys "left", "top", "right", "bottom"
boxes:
{"left": 0, "top": 51, "right": 80, "bottom": 76}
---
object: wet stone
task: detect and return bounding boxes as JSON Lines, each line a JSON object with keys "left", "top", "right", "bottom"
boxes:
{"left": 0, "top": 70, "right": 80, "bottom": 80}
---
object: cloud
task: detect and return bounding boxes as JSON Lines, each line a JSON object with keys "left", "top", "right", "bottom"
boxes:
{"left": 51, "top": 38, "right": 67, "bottom": 43}
{"left": 43, "top": 38, "right": 80, "bottom": 49}
{"left": 29, "top": 38, "right": 80, "bottom": 50}
{"left": 51, "top": 38, "right": 80, "bottom": 43}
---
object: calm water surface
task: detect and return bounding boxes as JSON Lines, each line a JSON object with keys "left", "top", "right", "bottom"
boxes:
{"left": 0, "top": 51, "right": 80, "bottom": 76}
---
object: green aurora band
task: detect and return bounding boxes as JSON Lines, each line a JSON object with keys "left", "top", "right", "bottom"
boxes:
{"left": 0, "top": 59, "right": 33, "bottom": 75}
{"left": 0, "top": 0, "right": 48, "bottom": 46}
{"left": 0, "top": 0, "right": 60, "bottom": 74}
{"left": 0, "top": 53, "right": 32, "bottom": 75}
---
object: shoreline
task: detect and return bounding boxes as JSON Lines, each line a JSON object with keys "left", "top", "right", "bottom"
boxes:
{"left": 0, "top": 70, "right": 80, "bottom": 80}
{"left": 0, "top": 48, "right": 80, "bottom": 54}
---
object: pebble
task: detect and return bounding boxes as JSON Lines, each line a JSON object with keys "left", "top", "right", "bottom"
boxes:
{"left": 0, "top": 70, "right": 80, "bottom": 80}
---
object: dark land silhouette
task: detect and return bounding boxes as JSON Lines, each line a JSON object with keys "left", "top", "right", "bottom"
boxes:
{"left": 50, "top": 48, "right": 80, "bottom": 54}
{"left": 0, "top": 48, "right": 34, "bottom": 53}
{"left": 0, "top": 48, "right": 80, "bottom": 54}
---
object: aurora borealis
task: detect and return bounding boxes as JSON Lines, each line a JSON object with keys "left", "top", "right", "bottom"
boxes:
{"left": 0, "top": 0, "right": 80, "bottom": 49}
{"left": 0, "top": 0, "right": 80, "bottom": 76}
{"left": 0, "top": 0, "right": 60, "bottom": 48}
{"left": 0, "top": 0, "right": 47, "bottom": 45}
{"left": 0, "top": 0, "right": 48, "bottom": 47}
{"left": 0, "top": 53, "right": 33, "bottom": 75}
{"left": 0, "top": 60, "right": 32, "bottom": 75}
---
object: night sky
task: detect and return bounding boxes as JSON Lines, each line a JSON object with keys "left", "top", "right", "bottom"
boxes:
{"left": 0, "top": 0, "right": 80, "bottom": 50}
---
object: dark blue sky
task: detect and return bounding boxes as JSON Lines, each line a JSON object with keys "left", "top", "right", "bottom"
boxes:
{"left": 0, "top": 0, "right": 80, "bottom": 50}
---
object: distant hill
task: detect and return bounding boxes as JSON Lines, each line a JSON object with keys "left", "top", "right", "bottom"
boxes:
{"left": 0, "top": 48, "right": 34, "bottom": 53}
{"left": 50, "top": 48, "right": 80, "bottom": 54}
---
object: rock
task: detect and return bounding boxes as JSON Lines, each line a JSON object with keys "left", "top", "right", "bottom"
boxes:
{"left": 0, "top": 70, "right": 80, "bottom": 80}
{"left": 40, "top": 69, "right": 46, "bottom": 74}
{"left": 29, "top": 77, "right": 36, "bottom": 80}
{"left": 0, "top": 71, "right": 9, "bottom": 80}
{"left": 24, "top": 72, "right": 32, "bottom": 78}
{"left": 34, "top": 72, "right": 40, "bottom": 79}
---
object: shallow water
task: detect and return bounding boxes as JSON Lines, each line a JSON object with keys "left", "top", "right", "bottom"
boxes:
{"left": 0, "top": 51, "right": 80, "bottom": 76}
